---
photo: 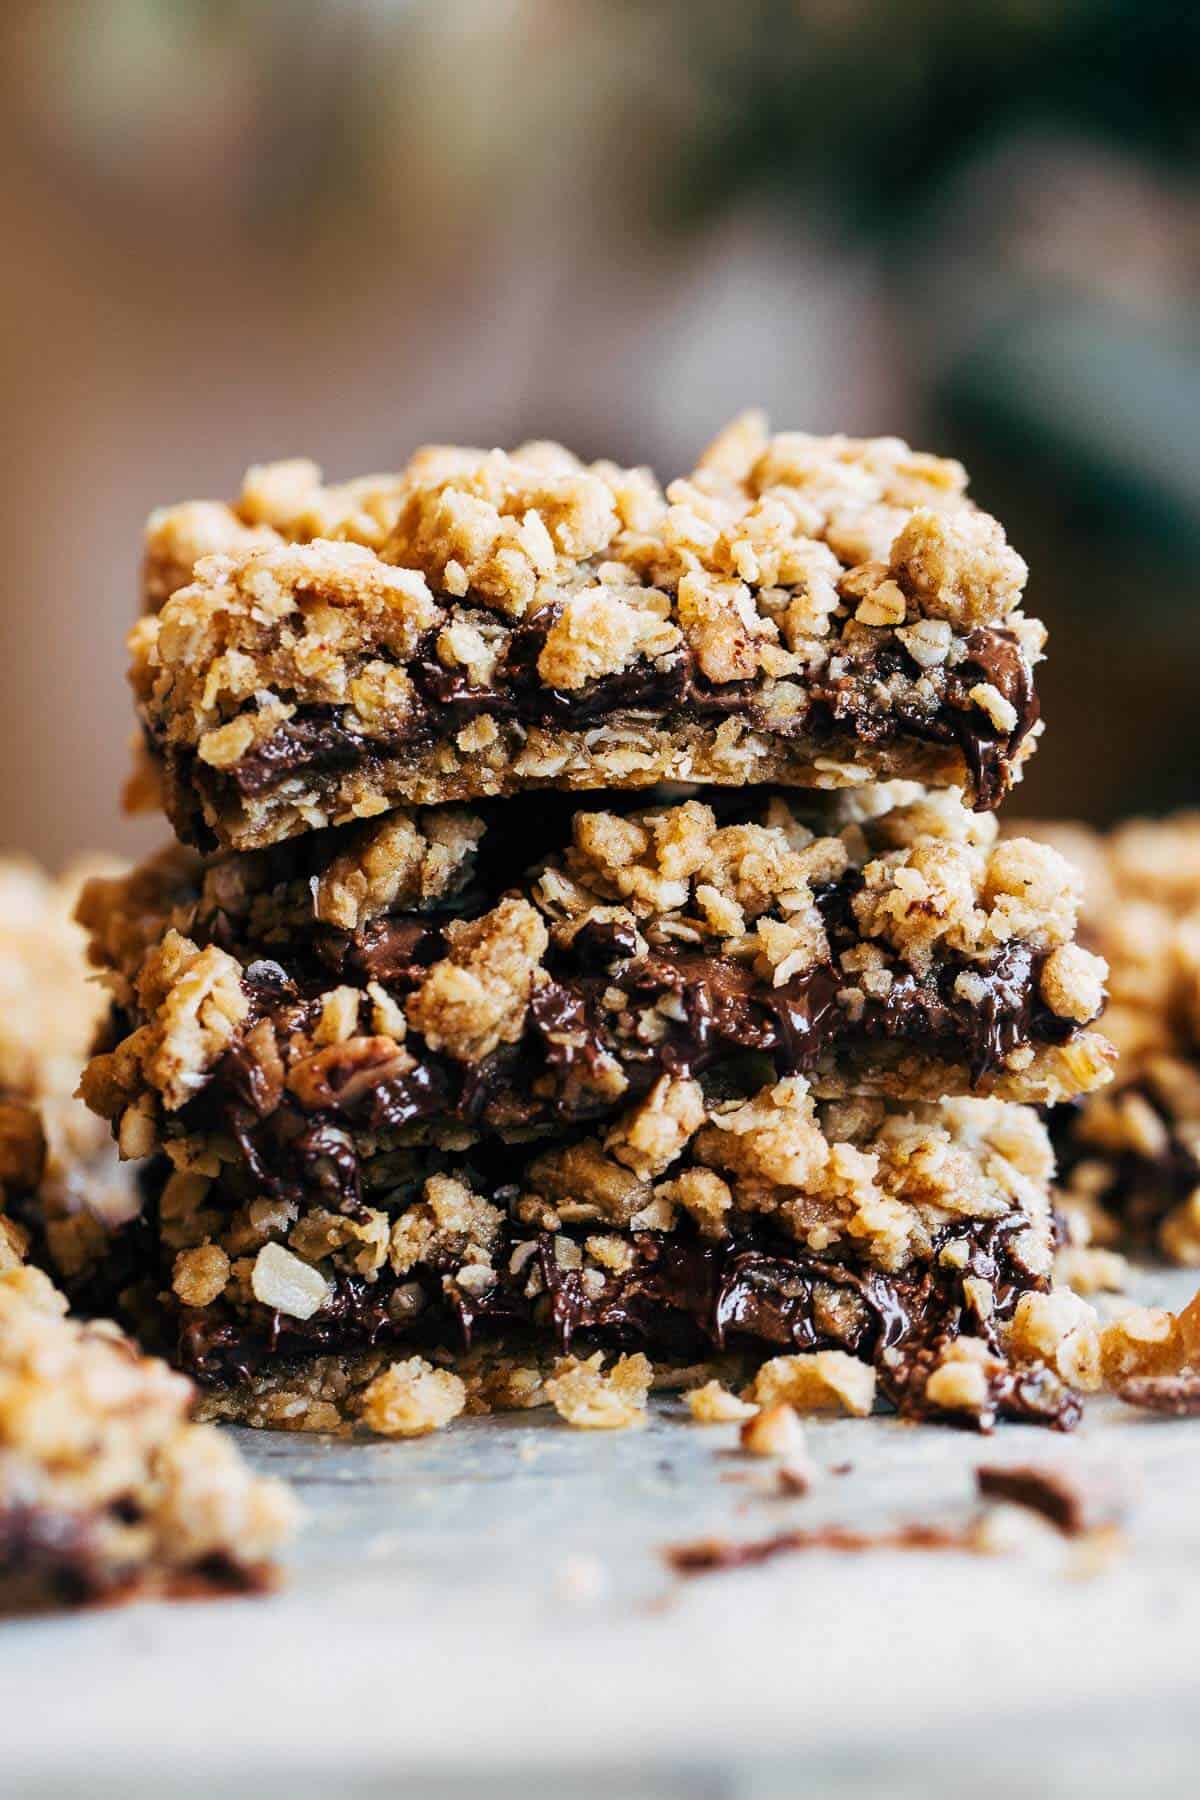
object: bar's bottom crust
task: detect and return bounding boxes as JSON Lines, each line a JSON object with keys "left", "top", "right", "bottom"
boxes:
{"left": 192, "top": 1344, "right": 749, "bottom": 1434}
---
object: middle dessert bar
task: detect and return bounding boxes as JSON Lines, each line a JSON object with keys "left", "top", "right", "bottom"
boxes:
{"left": 66, "top": 1081, "right": 1084, "bottom": 1431}
{"left": 78, "top": 787, "right": 1113, "bottom": 1190}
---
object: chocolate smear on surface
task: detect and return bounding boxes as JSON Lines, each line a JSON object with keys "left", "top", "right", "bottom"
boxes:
{"left": 665, "top": 1521, "right": 977, "bottom": 1574}
{"left": 976, "top": 1463, "right": 1129, "bottom": 1536}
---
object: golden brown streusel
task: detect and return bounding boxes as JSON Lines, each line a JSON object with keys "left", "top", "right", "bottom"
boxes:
{"left": 0, "top": 859, "right": 140, "bottom": 1285}
{"left": 1022, "top": 812, "right": 1200, "bottom": 1259}
{"left": 684, "top": 1379, "right": 759, "bottom": 1425}
{"left": 358, "top": 1356, "right": 467, "bottom": 1437}
{"left": 748, "top": 1350, "right": 877, "bottom": 1417}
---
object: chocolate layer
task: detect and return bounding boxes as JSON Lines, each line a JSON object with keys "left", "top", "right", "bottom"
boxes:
{"left": 166, "top": 894, "right": 1076, "bottom": 1201}
{"left": 87, "top": 1210, "right": 1077, "bottom": 1433}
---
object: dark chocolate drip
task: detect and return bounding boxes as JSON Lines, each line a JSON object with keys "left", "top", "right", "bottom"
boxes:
{"left": 232, "top": 710, "right": 395, "bottom": 799}
{"left": 945, "top": 628, "right": 1039, "bottom": 813}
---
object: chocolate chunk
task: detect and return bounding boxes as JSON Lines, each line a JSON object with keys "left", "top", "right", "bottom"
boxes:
{"left": 340, "top": 918, "right": 443, "bottom": 986}
{"left": 232, "top": 711, "right": 388, "bottom": 799}
{"left": 570, "top": 917, "right": 640, "bottom": 969}
{"left": 976, "top": 1463, "right": 1128, "bottom": 1535}
{"left": 944, "top": 628, "right": 1039, "bottom": 812}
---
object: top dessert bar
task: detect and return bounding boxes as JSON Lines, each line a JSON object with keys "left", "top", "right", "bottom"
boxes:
{"left": 131, "top": 415, "right": 1043, "bottom": 851}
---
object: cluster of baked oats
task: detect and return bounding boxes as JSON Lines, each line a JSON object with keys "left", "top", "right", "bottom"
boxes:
{"left": 1029, "top": 813, "right": 1200, "bottom": 1267}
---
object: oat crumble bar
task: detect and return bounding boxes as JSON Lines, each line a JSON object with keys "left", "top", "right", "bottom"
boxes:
{"left": 65, "top": 1049, "right": 1090, "bottom": 1433}
{"left": 130, "top": 416, "right": 1044, "bottom": 850}
{"left": 75, "top": 787, "right": 1112, "bottom": 1204}
{"left": 1028, "top": 813, "right": 1200, "bottom": 1261}
{"left": 0, "top": 1264, "right": 295, "bottom": 1607}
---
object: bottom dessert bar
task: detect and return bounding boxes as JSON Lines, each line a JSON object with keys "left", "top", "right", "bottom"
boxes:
{"left": 0, "top": 1264, "right": 296, "bottom": 1608}
{"left": 66, "top": 1094, "right": 1096, "bottom": 1435}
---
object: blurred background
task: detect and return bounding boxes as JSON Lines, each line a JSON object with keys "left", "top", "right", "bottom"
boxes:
{"left": 1, "top": 0, "right": 1197, "bottom": 866}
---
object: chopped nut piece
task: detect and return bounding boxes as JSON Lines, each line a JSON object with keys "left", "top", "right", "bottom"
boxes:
{"left": 1099, "top": 1306, "right": 1182, "bottom": 1384}
{"left": 739, "top": 1401, "right": 808, "bottom": 1459}
{"left": 250, "top": 1242, "right": 330, "bottom": 1320}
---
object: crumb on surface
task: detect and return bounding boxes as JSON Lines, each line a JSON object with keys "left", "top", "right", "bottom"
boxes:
{"left": 748, "top": 1350, "right": 876, "bottom": 1418}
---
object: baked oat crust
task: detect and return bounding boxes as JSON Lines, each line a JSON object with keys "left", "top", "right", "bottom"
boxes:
{"left": 1026, "top": 813, "right": 1200, "bottom": 1260}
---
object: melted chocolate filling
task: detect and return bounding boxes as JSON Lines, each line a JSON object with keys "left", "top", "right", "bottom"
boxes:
{"left": 168, "top": 862, "right": 1077, "bottom": 1206}
{"left": 212, "top": 619, "right": 1037, "bottom": 814}
{"left": 88, "top": 1212, "right": 1077, "bottom": 1432}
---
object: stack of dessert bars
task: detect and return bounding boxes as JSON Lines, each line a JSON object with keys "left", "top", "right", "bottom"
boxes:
{"left": 70, "top": 414, "right": 1116, "bottom": 1433}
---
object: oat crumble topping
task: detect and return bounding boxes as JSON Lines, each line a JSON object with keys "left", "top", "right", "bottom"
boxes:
{"left": 130, "top": 418, "right": 1044, "bottom": 849}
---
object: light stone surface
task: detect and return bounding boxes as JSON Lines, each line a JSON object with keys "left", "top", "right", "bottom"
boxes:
{"left": 5, "top": 1267, "right": 1200, "bottom": 1798}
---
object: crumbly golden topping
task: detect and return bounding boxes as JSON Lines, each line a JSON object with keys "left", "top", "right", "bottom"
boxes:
{"left": 747, "top": 1350, "right": 877, "bottom": 1417}
{"left": 544, "top": 1350, "right": 653, "bottom": 1429}
{"left": 357, "top": 1356, "right": 467, "bottom": 1437}
{"left": 0, "top": 859, "right": 139, "bottom": 1282}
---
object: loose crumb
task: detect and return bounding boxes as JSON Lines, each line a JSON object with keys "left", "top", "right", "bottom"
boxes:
{"left": 544, "top": 1351, "right": 653, "bottom": 1430}
{"left": 685, "top": 1379, "right": 757, "bottom": 1425}
{"left": 357, "top": 1356, "right": 466, "bottom": 1437}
